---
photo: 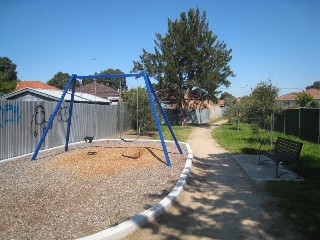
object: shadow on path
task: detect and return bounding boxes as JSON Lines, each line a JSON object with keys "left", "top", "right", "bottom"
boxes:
{"left": 124, "top": 124, "right": 309, "bottom": 240}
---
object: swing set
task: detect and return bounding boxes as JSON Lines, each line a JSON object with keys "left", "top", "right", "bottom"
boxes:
{"left": 84, "top": 75, "right": 139, "bottom": 143}
{"left": 31, "top": 71, "right": 182, "bottom": 167}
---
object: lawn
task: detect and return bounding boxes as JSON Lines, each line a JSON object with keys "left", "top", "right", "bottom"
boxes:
{"left": 213, "top": 122, "right": 320, "bottom": 239}
{"left": 153, "top": 125, "right": 193, "bottom": 142}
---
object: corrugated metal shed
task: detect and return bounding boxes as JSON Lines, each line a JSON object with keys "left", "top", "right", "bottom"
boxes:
{"left": 1, "top": 88, "right": 111, "bottom": 104}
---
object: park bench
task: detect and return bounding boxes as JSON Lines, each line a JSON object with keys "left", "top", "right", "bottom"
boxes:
{"left": 258, "top": 137, "right": 303, "bottom": 179}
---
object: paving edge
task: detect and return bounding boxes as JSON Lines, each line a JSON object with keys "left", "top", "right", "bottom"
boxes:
{"left": 76, "top": 141, "right": 193, "bottom": 240}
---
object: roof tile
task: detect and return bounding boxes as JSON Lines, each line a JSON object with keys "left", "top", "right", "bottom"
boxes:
{"left": 75, "top": 82, "right": 119, "bottom": 98}
{"left": 277, "top": 88, "right": 320, "bottom": 100}
{"left": 15, "top": 81, "right": 59, "bottom": 91}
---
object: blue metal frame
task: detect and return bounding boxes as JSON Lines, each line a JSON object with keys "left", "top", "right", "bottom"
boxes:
{"left": 143, "top": 73, "right": 171, "bottom": 166}
{"left": 65, "top": 75, "right": 76, "bottom": 151}
{"left": 143, "top": 73, "right": 183, "bottom": 154}
{"left": 31, "top": 72, "right": 182, "bottom": 166}
{"left": 31, "top": 74, "right": 76, "bottom": 160}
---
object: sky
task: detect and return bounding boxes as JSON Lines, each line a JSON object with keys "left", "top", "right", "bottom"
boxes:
{"left": 1, "top": 0, "right": 319, "bottom": 97}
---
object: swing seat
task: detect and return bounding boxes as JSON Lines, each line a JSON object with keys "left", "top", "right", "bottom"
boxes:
{"left": 84, "top": 136, "right": 94, "bottom": 143}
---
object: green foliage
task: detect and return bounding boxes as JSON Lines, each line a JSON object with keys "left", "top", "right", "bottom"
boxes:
{"left": 208, "top": 117, "right": 225, "bottom": 124}
{"left": 132, "top": 7, "right": 234, "bottom": 125}
{"left": 82, "top": 68, "right": 128, "bottom": 90}
{"left": 220, "top": 92, "right": 237, "bottom": 106}
{"left": 121, "top": 87, "right": 156, "bottom": 132}
{"left": 296, "top": 92, "right": 319, "bottom": 107}
{"left": 47, "top": 72, "right": 72, "bottom": 89}
{"left": 224, "top": 95, "right": 237, "bottom": 106}
{"left": 306, "top": 81, "right": 320, "bottom": 90}
{"left": 250, "top": 122, "right": 260, "bottom": 138}
{"left": 213, "top": 122, "right": 320, "bottom": 238}
{"left": 0, "top": 57, "right": 18, "bottom": 94}
{"left": 219, "top": 92, "right": 235, "bottom": 100}
{"left": 227, "top": 80, "right": 280, "bottom": 141}
{"left": 224, "top": 95, "right": 251, "bottom": 130}
{"left": 249, "top": 80, "right": 280, "bottom": 124}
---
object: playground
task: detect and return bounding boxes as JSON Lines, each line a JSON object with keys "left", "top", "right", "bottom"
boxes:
{"left": 0, "top": 140, "right": 188, "bottom": 239}
{"left": 0, "top": 72, "right": 191, "bottom": 239}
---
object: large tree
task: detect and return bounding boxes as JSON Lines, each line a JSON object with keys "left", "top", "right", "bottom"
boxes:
{"left": 82, "top": 68, "right": 128, "bottom": 90}
{"left": 132, "top": 8, "right": 234, "bottom": 125}
{"left": 0, "top": 57, "right": 18, "bottom": 94}
{"left": 306, "top": 81, "right": 320, "bottom": 90}
{"left": 249, "top": 80, "right": 279, "bottom": 124}
{"left": 220, "top": 92, "right": 237, "bottom": 106}
{"left": 121, "top": 87, "right": 156, "bottom": 132}
{"left": 47, "top": 72, "right": 72, "bottom": 90}
{"left": 247, "top": 80, "right": 280, "bottom": 141}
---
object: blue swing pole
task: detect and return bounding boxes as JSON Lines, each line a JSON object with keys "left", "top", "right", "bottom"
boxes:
{"left": 143, "top": 73, "right": 171, "bottom": 167}
{"left": 77, "top": 73, "right": 143, "bottom": 79}
{"left": 144, "top": 73, "right": 183, "bottom": 154}
{"left": 31, "top": 74, "right": 76, "bottom": 160}
{"left": 65, "top": 75, "right": 77, "bottom": 151}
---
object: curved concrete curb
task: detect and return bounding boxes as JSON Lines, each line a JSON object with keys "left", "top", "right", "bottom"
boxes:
{"left": 77, "top": 141, "right": 193, "bottom": 240}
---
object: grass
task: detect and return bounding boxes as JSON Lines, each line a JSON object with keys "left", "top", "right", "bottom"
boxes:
{"left": 212, "top": 122, "right": 320, "bottom": 239}
{"left": 153, "top": 125, "right": 193, "bottom": 142}
{"left": 208, "top": 117, "right": 225, "bottom": 124}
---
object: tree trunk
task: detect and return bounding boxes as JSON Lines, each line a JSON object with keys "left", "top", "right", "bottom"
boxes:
{"left": 237, "top": 110, "right": 240, "bottom": 131}
{"left": 181, "top": 90, "right": 191, "bottom": 126}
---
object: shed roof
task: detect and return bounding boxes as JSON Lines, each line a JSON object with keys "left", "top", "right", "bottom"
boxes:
{"left": 1, "top": 88, "right": 111, "bottom": 103}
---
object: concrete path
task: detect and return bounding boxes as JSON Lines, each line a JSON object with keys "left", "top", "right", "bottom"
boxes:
{"left": 124, "top": 122, "right": 308, "bottom": 240}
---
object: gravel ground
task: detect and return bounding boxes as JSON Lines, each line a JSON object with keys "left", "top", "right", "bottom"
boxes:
{"left": 0, "top": 140, "right": 187, "bottom": 240}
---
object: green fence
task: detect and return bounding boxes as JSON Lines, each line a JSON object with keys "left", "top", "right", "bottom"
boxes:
{"left": 274, "top": 108, "right": 320, "bottom": 144}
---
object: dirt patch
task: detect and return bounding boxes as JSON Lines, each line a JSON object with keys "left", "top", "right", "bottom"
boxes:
{"left": 45, "top": 147, "right": 166, "bottom": 176}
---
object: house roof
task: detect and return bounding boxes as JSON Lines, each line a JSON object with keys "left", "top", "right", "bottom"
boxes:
{"left": 1, "top": 88, "right": 111, "bottom": 103}
{"left": 277, "top": 88, "right": 320, "bottom": 101}
{"left": 15, "top": 81, "right": 59, "bottom": 91}
{"left": 75, "top": 82, "right": 119, "bottom": 96}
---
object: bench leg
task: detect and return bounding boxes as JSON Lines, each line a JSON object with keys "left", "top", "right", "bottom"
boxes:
{"left": 258, "top": 153, "right": 272, "bottom": 165}
{"left": 275, "top": 161, "right": 281, "bottom": 179}
{"left": 258, "top": 152, "right": 262, "bottom": 165}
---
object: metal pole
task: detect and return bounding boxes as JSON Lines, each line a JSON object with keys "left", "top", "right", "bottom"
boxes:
{"left": 144, "top": 73, "right": 183, "bottom": 154}
{"left": 136, "top": 77, "right": 139, "bottom": 134}
{"left": 65, "top": 75, "right": 76, "bottom": 151}
{"left": 143, "top": 73, "right": 171, "bottom": 167}
{"left": 77, "top": 73, "right": 143, "bottom": 79}
{"left": 31, "top": 74, "right": 76, "bottom": 160}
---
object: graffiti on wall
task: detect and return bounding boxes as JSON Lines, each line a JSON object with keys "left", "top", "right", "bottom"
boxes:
{"left": 0, "top": 104, "right": 21, "bottom": 128}
{"left": 31, "top": 105, "right": 69, "bottom": 137}
{"left": 57, "top": 106, "right": 69, "bottom": 122}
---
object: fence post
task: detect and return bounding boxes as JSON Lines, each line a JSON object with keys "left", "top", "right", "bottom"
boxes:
{"left": 299, "top": 108, "right": 301, "bottom": 138}
{"left": 318, "top": 108, "right": 320, "bottom": 144}
{"left": 284, "top": 109, "right": 286, "bottom": 134}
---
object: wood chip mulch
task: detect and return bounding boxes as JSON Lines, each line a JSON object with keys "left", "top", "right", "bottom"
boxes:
{"left": 0, "top": 141, "right": 187, "bottom": 240}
